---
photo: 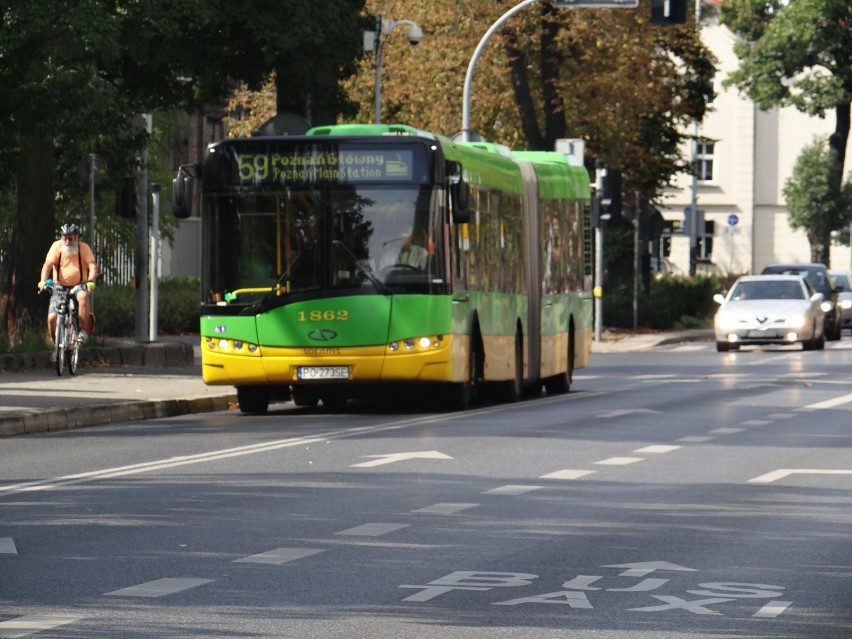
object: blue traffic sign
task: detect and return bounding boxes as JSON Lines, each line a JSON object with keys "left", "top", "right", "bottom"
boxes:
{"left": 727, "top": 214, "right": 739, "bottom": 227}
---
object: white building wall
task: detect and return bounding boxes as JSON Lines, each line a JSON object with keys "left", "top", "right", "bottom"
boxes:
{"left": 660, "top": 18, "right": 852, "bottom": 274}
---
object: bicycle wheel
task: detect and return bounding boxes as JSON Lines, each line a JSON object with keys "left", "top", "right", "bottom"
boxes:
{"left": 67, "top": 318, "right": 79, "bottom": 375}
{"left": 54, "top": 317, "right": 65, "bottom": 376}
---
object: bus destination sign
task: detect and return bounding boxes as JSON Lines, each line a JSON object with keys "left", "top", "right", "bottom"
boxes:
{"left": 234, "top": 149, "right": 415, "bottom": 185}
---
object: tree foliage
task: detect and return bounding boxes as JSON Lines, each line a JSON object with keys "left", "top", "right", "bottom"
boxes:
{"left": 720, "top": 0, "right": 852, "bottom": 242}
{"left": 783, "top": 137, "right": 852, "bottom": 263}
{"left": 338, "top": 0, "right": 715, "bottom": 198}
{"left": 0, "top": 0, "right": 367, "bottom": 338}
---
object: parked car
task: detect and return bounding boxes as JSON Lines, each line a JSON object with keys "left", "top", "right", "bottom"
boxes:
{"left": 828, "top": 269, "right": 852, "bottom": 333}
{"left": 760, "top": 263, "right": 842, "bottom": 341}
{"left": 713, "top": 274, "right": 825, "bottom": 352}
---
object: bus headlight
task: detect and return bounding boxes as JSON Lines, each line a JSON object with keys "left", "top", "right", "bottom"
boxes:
{"left": 387, "top": 335, "right": 444, "bottom": 353}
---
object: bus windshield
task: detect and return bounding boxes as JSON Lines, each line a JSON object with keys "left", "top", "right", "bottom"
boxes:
{"left": 203, "top": 184, "right": 446, "bottom": 306}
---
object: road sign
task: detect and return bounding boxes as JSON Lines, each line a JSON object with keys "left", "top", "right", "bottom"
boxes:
{"left": 727, "top": 214, "right": 739, "bottom": 227}
{"left": 554, "top": 0, "right": 639, "bottom": 6}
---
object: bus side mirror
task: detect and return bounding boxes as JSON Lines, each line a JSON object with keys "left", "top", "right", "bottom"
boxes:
{"left": 449, "top": 172, "right": 471, "bottom": 224}
{"left": 172, "top": 164, "right": 196, "bottom": 218}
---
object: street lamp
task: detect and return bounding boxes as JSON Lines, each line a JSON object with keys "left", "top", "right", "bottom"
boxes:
{"left": 365, "top": 15, "right": 423, "bottom": 124}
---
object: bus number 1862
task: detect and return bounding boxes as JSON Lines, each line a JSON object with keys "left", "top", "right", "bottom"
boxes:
{"left": 298, "top": 310, "right": 349, "bottom": 322}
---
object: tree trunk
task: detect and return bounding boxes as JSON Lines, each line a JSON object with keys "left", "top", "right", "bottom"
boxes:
{"left": 6, "top": 138, "right": 55, "bottom": 340}
{"left": 540, "top": 4, "right": 565, "bottom": 149}
{"left": 505, "top": 28, "right": 544, "bottom": 150}
{"left": 828, "top": 102, "right": 850, "bottom": 188}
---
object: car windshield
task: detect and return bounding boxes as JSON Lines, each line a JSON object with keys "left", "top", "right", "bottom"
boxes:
{"left": 730, "top": 280, "right": 805, "bottom": 301}
{"left": 763, "top": 266, "right": 829, "bottom": 294}
{"left": 831, "top": 274, "right": 850, "bottom": 292}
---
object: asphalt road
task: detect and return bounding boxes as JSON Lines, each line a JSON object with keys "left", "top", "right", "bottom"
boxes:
{"left": 1, "top": 339, "right": 851, "bottom": 638}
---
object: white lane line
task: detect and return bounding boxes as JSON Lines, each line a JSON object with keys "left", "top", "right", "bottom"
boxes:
{"left": 0, "top": 537, "right": 17, "bottom": 554}
{"left": 104, "top": 578, "right": 213, "bottom": 598}
{"left": 334, "top": 523, "right": 409, "bottom": 536}
{"left": 0, "top": 615, "right": 83, "bottom": 638}
{"left": 234, "top": 548, "right": 324, "bottom": 565}
{"left": 540, "top": 470, "right": 596, "bottom": 480}
{"left": 0, "top": 433, "right": 330, "bottom": 495}
{"left": 677, "top": 436, "right": 715, "bottom": 443}
{"left": 0, "top": 413, "right": 460, "bottom": 497}
{"left": 484, "top": 485, "right": 542, "bottom": 495}
{"left": 800, "top": 392, "right": 852, "bottom": 411}
{"left": 710, "top": 428, "right": 744, "bottom": 434}
{"left": 595, "top": 457, "right": 644, "bottom": 466}
{"left": 753, "top": 600, "right": 792, "bottom": 618}
{"left": 749, "top": 469, "right": 852, "bottom": 484}
{"left": 412, "top": 503, "right": 479, "bottom": 514}
{"left": 634, "top": 445, "right": 681, "bottom": 454}
{"left": 598, "top": 408, "right": 662, "bottom": 418}
{"left": 765, "top": 413, "right": 795, "bottom": 420}
{"left": 741, "top": 420, "right": 772, "bottom": 426}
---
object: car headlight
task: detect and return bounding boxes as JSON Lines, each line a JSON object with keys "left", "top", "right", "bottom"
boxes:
{"left": 820, "top": 301, "right": 833, "bottom": 313}
{"left": 840, "top": 299, "right": 852, "bottom": 310}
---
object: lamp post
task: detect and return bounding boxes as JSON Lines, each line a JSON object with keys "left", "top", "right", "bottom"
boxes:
{"left": 367, "top": 15, "right": 423, "bottom": 124}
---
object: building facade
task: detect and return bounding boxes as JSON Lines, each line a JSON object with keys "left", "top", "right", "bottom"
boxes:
{"left": 660, "top": 18, "right": 852, "bottom": 275}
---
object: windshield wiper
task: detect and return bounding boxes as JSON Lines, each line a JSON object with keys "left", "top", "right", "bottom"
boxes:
{"left": 332, "top": 240, "right": 391, "bottom": 295}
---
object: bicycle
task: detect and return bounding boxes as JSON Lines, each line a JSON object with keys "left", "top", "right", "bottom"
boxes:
{"left": 42, "top": 279, "right": 84, "bottom": 376}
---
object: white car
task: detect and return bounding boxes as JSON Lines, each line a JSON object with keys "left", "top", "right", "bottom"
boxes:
{"left": 713, "top": 274, "right": 826, "bottom": 352}
{"left": 828, "top": 269, "right": 852, "bottom": 333}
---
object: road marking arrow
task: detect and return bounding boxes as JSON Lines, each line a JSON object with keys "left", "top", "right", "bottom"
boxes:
{"left": 351, "top": 450, "right": 453, "bottom": 468}
{"left": 603, "top": 562, "right": 697, "bottom": 577}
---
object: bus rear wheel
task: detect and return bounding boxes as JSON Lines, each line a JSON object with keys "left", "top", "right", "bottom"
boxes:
{"left": 237, "top": 386, "right": 270, "bottom": 415}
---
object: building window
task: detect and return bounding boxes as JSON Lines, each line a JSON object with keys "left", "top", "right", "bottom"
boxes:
{"left": 695, "top": 140, "right": 715, "bottom": 181}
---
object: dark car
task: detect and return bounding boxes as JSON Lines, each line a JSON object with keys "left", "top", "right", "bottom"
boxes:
{"left": 760, "top": 263, "right": 842, "bottom": 341}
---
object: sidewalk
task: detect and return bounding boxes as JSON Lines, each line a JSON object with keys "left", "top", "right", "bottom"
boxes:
{"left": 0, "top": 330, "right": 712, "bottom": 438}
{"left": 0, "top": 337, "right": 236, "bottom": 438}
{"left": 591, "top": 328, "right": 714, "bottom": 353}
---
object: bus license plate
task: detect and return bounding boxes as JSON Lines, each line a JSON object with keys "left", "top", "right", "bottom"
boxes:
{"left": 297, "top": 366, "right": 349, "bottom": 380}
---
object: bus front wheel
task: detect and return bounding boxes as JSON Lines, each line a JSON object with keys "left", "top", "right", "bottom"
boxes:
{"left": 237, "top": 386, "right": 270, "bottom": 415}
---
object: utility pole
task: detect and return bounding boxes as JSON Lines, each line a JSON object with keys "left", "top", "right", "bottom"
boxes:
{"left": 593, "top": 160, "right": 606, "bottom": 341}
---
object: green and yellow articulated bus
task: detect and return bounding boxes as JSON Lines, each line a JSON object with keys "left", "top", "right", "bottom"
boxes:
{"left": 181, "top": 123, "right": 592, "bottom": 414}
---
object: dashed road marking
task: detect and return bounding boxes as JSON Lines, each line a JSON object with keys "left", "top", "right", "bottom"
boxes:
{"left": 749, "top": 469, "right": 852, "bottom": 484}
{"left": 334, "top": 523, "right": 409, "bottom": 536}
{"left": 104, "top": 578, "right": 213, "bottom": 598}
{"left": 634, "top": 445, "right": 681, "bottom": 454}
{"left": 413, "top": 503, "right": 479, "bottom": 514}
{"left": 595, "top": 457, "right": 644, "bottom": 466}
{"left": 540, "top": 470, "right": 596, "bottom": 480}
{"left": 233, "top": 548, "right": 324, "bottom": 565}
{"left": 484, "top": 485, "right": 542, "bottom": 495}
{"left": 0, "top": 615, "right": 83, "bottom": 638}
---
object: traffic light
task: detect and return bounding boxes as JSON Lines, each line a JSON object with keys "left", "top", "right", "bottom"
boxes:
{"left": 115, "top": 177, "right": 136, "bottom": 218}
{"left": 652, "top": 0, "right": 687, "bottom": 25}
{"left": 603, "top": 169, "right": 622, "bottom": 219}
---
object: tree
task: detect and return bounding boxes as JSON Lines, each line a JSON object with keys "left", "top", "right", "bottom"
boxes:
{"left": 0, "top": 0, "right": 368, "bottom": 340}
{"left": 340, "top": 0, "right": 715, "bottom": 198}
{"left": 720, "top": 0, "right": 852, "bottom": 262}
{"left": 783, "top": 137, "right": 852, "bottom": 263}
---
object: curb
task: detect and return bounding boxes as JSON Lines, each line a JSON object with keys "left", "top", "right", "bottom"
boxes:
{"left": 0, "top": 393, "right": 237, "bottom": 438}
